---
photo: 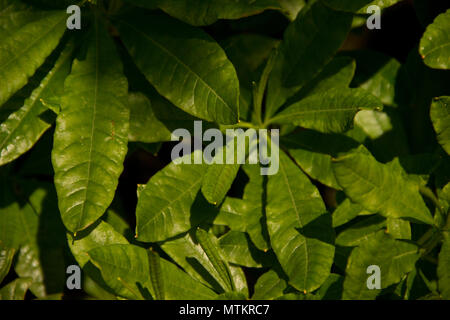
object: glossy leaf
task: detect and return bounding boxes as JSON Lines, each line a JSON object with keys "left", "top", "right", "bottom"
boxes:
{"left": 270, "top": 88, "right": 383, "bottom": 133}
{"left": 343, "top": 231, "right": 419, "bottom": 300}
{"left": 52, "top": 18, "right": 129, "bottom": 233}
{"left": 266, "top": 150, "right": 334, "bottom": 293}
{"left": 116, "top": 12, "right": 239, "bottom": 124}
{"left": 218, "top": 231, "right": 263, "bottom": 268}
{"left": 332, "top": 199, "right": 373, "bottom": 228}
{"left": 0, "top": 10, "right": 66, "bottom": 106}
{"left": 252, "top": 270, "right": 287, "bottom": 300}
{"left": 0, "top": 41, "right": 73, "bottom": 166}
{"left": 430, "top": 96, "right": 450, "bottom": 155}
{"left": 335, "top": 215, "right": 386, "bottom": 247}
{"left": 265, "top": 1, "right": 352, "bottom": 118}
{"left": 419, "top": 9, "right": 450, "bottom": 70}
{"left": 281, "top": 129, "right": 359, "bottom": 190}
{"left": 136, "top": 151, "right": 209, "bottom": 242}
{"left": 332, "top": 148, "right": 435, "bottom": 225}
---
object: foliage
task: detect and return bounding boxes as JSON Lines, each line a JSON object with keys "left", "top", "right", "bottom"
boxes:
{"left": 0, "top": 0, "right": 449, "bottom": 300}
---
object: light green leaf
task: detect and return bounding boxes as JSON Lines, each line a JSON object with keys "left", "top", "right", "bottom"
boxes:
{"left": 438, "top": 236, "right": 450, "bottom": 299}
{"left": 265, "top": 1, "right": 352, "bottom": 118}
{"left": 266, "top": 150, "right": 334, "bottom": 293}
{"left": 0, "top": 278, "right": 32, "bottom": 300}
{"left": 136, "top": 151, "right": 209, "bottom": 242}
{"left": 419, "top": 9, "right": 450, "bottom": 70}
{"left": 196, "top": 228, "right": 235, "bottom": 292}
{"left": 343, "top": 230, "right": 419, "bottom": 299}
{"left": 270, "top": 88, "right": 382, "bottom": 133}
{"left": 322, "top": 0, "right": 401, "bottom": 13}
{"left": 0, "top": 245, "right": 15, "bottom": 284}
{"left": 386, "top": 217, "right": 411, "bottom": 240}
{"left": 335, "top": 215, "right": 386, "bottom": 247}
{"left": 332, "top": 199, "right": 373, "bottom": 228}
{"left": 281, "top": 129, "right": 359, "bottom": 190}
{"left": 124, "top": 0, "right": 280, "bottom": 26}
{"left": 430, "top": 96, "right": 450, "bottom": 155}
{"left": 0, "top": 10, "right": 66, "bottom": 106}
{"left": 0, "top": 41, "right": 73, "bottom": 166}
{"left": 128, "top": 91, "right": 196, "bottom": 143}
{"left": 52, "top": 18, "right": 129, "bottom": 233}
{"left": 161, "top": 231, "right": 230, "bottom": 293}
{"left": 347, "top": 50, "right": 401, "bottom": 106}
{"left": 252, "top": 270, "right": 287, "bottom": 300}
{"left": 354, "top": 110, "right": 392, "bottom": 140}
{"left": 332, "top": 148, "right": 435, "bottom": 225}
{"left": 116, "top": 12, "right": 239, "bottom": 124}
{"left": 219, "top": 231, "right": 263, "bottom": 268}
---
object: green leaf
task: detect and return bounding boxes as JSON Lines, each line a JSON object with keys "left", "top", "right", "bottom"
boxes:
{"left": 430, "top": 97, "right": 450, "bottom": 155}
{"left": 89, "top": 244, "right": 217, "bottom": 300}
{"left": 322, "top": 0, "right": 401, "bottom": 13}
{"left": 386, "top": 217, "right": 411, "bottom": 240}
{"left": 147, "top": 250, "right": 165, "bottom": 300}
{"left": 419, "top": 9, "right": 450, "bottom": 70}
{"left": 0, "top": 278, "right": 33, "bottom": 300}
{"left": 52, "top": 18, "right": 129, "bottom": 233}
{"left": 161, "top": 232, "right": 226, "bottom": 292}
{"left": 332, "top": 148, "right": 435, "bottom": 225}
{"left": 278, "top": 0, "right": 306, "bottom": 20}
{"left": 128, "top": 91, "right": 196, "bottom": 143}
{"left": 0, "top": 10, "right": 66, "bottom": 106}
{"left": 354, "top": 110, "right": 392, "bottom": 140}
{"left": 266, "top": 150, "right": 334, "bottom": 293}
{"left": 136, "top": 151, "right": 209, "bottom": 242}
{"left": 438, "top": 236, "right": 450, "bottom": 299}
{"left": 202, "top": 131, "right": 248, "bottom": 205}
{"left": 270, "top": 88, "right": 382, "bottom": 133}
{"left": 316, "top": 273, "right": 343, "bottom": 300}
{"left": 281, "top": 129, "right": 359, "bottom": 190}
{"left": 335, "top": 215, "right": 386, "bottom": 247}
{"left": 68, "top": 221, "right": 129, "bottom": 268}
{"left": 346, "top": 50, "right": 401, "bottom": 106}
{"left": 332, "top": 199, "right": 372, "bottom": 228}
{"left": 252, "top": 270, "right": 287, "bottom": 300}
{"left": 218, "top": 231, "right": 263, "bottom": 268}
{"left": 195, "top": 228, "right": 235, "bottom": 292}
{"left": 116, "top": 12, "right": 239, "bottom": 124}
{"left": 0, "top": 245, "right": 15, "bottom": 284}
{"left": 343, "top": 230, "right": 419, "bottom": 299}
{"left": 0, "top": 41, "right": 73, "bottom": 166}
{"left": 124, "top": 0, "right": 280, "bottom": 26}
{"left": 265, "top": 1, "right": 352, "bottom": 118}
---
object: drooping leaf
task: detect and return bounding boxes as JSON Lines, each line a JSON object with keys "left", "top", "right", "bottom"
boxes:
{"left": 52, "top": 17, "right": 129, "bottom": 233}
{"left": 0, "top": 278, "right": 33, "bottom": 300}
{"left": 332, "top": 148, "right": 435, "bottom": 225}
{"left": 136, "top": 151, "right": 209, "bottom": 242}
{"left": 0, "top": 41, "right": 73, "bottom": 166}
{"left": 266, "top": 150, "right": 334, "bottom": 293}
{"left": 438, "top": 236, "right": 450, "bottom": 299}
{"left": 343, "top": 230, "right": 419, "bottom": 300}
{"left": 116, "top": 12, "right": 239, "bottom": 124}
{"left": 270, "top": 88, "right": 382, "bottom": 133}
{"left": 430, "top": 96, "right": 450, "bottom": 155}
{"left": 0, "top": 9, "right": 66, "bottom": 106}
{"left": 265, "top": 1, "right": 352, "bottom": 118}
{"left": 419, "top": 9, "right": 450, "bottom": 70}
{"left": 124, "top": 0, "right": 280, "bottom": 26}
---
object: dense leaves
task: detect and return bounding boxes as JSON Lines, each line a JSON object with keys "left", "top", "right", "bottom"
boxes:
{"left": 0, "top": 0, "right": 449, "bottom": 301}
